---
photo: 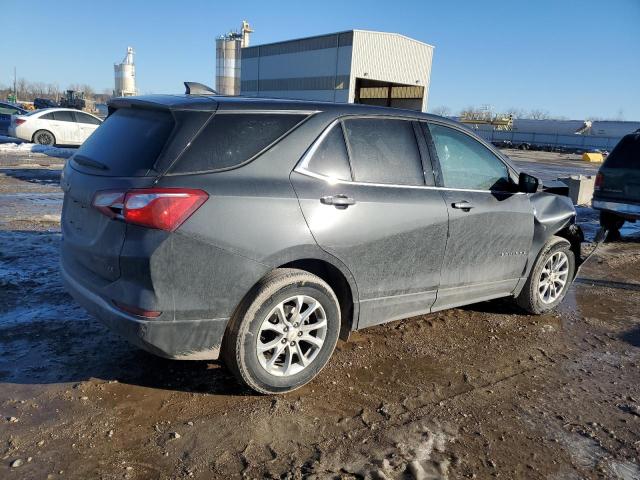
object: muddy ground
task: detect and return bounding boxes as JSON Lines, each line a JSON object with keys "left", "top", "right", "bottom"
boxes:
{"left": 1, "top": 150, "right": 639, "bottom": 479}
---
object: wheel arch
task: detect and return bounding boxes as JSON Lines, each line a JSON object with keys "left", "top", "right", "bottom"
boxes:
{"left": 278, "top": 258, "right": 358, "bottom": 341}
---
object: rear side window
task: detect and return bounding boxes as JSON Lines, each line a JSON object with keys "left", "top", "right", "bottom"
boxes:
{"left": 306, "top": 125, "right": 351, "bottom": 181}
{"left": 53, "top": 110, "right": 75, "bottom": 122}
{"left": 603, "top": 134, "right": 640, "bottom": 169}
{"left": 343, "top": 118, "right": 424, "bottom": 185}
{"left": 41, "top": 112, "right": 55, "bottom": 120}
{"left": 74, "top": 112, "right": 101, "bottom": 125}
{"left": 171, "top": 113, "right": 306, "bottom": 173}
{"left": 72, "top": 108, "right": 174, "bottom": 176}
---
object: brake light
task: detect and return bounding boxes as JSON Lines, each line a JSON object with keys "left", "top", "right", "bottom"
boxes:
{"left": 14, "top": 119, "right": 26, "bottom": 126}
{"left": 113, "top": 301, "right": 161, "bottom": 318}
{"left": 594, "top": 172, "right": 603, "bottom": 190}
{"left": 92, "top": 188, "right": 208, "bottom": 232}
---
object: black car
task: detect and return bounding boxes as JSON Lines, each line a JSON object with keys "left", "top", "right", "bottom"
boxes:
{"left": 61, "top": 92, "right": 583, "bottom": 394}
{"left": 0, "top": 101, "right": 28, "bottom": 135}
{"left": 593, "top": 132, "right": 640, "bottom": 233}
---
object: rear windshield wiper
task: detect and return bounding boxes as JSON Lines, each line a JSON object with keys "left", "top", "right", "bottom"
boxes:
{"left": 73, "top": 154, "right": 109, "bottom": 171}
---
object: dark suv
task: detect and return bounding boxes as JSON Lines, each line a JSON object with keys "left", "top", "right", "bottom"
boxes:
{"left": 593, "top": 131, "right": 640, "bottom": 233}
{"left": 61, "top": 94, "right": 582, "bottom": 394}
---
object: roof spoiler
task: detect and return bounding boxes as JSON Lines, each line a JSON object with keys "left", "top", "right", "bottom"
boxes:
{"left": 184, "top": 82, "right": 217, "bottom": 95}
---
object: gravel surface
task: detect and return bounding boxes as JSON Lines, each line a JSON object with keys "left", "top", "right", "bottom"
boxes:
{"left": 1, "top": 151, "right": 639, "bottom": 479}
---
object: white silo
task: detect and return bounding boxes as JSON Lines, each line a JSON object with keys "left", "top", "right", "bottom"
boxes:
{"left": 114, "top": 47, "right": 137, "bottom": 97}
{"left": 215, "top": 21, "right": 252, "bottom": 95}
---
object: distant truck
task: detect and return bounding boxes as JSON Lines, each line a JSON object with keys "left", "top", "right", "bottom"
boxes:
{"left": 34, "top": 98, "right": 59, "bottom": 109}
{"left": 59, "top": 90, "right": 86, "bottom": 110}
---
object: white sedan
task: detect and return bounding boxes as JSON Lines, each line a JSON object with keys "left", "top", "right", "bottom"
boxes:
{"left": 9, "top": 108, "right": 102, "bottom": 146}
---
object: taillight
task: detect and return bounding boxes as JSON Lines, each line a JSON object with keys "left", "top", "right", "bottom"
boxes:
{"left": 14, "top": 118, "right": 26, "bottom": 126}
{"left": 594, "top": 172, "right": 604, "bottom": 190}
{"left": 113, "top": 301, "right": 161, "bottom": 318}
{"left": 92, "top": 188, "right": 208, "bottom": 232}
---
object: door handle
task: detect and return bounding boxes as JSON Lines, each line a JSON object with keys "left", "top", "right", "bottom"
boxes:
{"left": 452, "top": 201, "right": 474, "bottom": 211}
{"left": 320, "top": 194, "right": 356, "bottom": 209}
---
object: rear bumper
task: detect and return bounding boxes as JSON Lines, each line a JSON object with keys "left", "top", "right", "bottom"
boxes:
{"left": 61, "top": 260, "right": 229, "bottom": 360}
{"left": 592, "top": 199, "right": 640, "bottom": 220}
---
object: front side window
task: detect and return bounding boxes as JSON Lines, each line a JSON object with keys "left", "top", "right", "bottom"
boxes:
{"left": 172, "top": 113, "right": 307, "bottom": 174}
{"left": 428, "top": 123, "right": 510, "bottom": 191}
{"left": 306, "top": 124, "right": 351, "bottom": 181}
{"left": 343, "top": 118, "right": 424, "bottom": 186}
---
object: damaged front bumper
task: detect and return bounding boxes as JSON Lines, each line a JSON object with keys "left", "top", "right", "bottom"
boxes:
{"left": 61, "top": 262, "right": 228, "bottom": 360}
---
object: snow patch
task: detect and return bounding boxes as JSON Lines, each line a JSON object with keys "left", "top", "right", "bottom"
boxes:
{"left": 0, "top": 138, "right": 75, "bottom": 159}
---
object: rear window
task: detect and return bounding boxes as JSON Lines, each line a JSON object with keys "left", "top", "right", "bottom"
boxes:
{"left": 170, "top": 113, "right": 306, "bottom": 174}
{"left": 604, "top": 134, "right": 640, "bottom": 169}
{"left": 72, "top": 108, "right": 174, "bottom": 176}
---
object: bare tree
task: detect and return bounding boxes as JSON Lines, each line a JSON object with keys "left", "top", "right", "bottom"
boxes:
{"left": 528, "top": 109, "right": 550, "bottom": 120}
{"left": 430, "top": 105, "right": 452, "bottom": 117}
{"left": 505, "top": 107, "right": 527, "bottom": 119}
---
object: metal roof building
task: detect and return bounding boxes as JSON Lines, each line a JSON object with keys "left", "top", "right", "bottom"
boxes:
{"left": 240, "top": 30, "right": 434, "bottom": 112}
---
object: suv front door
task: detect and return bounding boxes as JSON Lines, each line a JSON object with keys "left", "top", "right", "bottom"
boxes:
{"left": 423, "top": 122, "right": 534, "bottom": 310}
{"left": 292, "top": 117, "right": 449, "bottom": 328}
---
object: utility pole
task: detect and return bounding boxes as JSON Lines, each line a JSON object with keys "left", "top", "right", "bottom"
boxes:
{"left": 13, "top": 67, "right": 17, "bottom": 97}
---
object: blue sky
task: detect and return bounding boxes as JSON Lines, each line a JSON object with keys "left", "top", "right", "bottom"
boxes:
{"left": 2, "top": 0, "right": 639, "bottom": 120}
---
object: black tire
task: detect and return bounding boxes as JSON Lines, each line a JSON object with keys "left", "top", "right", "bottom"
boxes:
{"left": 222, "top": 268, "right": 341, "bottom": 394}
{"left": 515, "top": 236, "right": 575, "bottom": 315}
{"left": 600, "top": 211, "right": 624, "bottom": 232}
{"left": 33, "top": 130, "right": 56, "bottom": 146}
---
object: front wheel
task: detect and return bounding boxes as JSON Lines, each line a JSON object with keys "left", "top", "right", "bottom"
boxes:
{"left": 515, "top": 237, "right": 575, "bottom": 314}
{"left": 222, "top": 268, "right": 341, "bottom": 394}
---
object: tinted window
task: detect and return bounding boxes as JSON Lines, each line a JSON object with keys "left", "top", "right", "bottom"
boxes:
{"left": 72, "top": 108, "right": 174, "bottom": 176}
{"left": 172, "top": 113, "right": 306, "bottom": 173}
{"left": 75, "top": 112, "right": 101, "bottom": 125}
{"left": 306, "top": 125, "right": 351, "bottom": 181}
{"left": 41, "top": 112, "right": 55, "bottom": 120}
{"left": 343, "top": 118, "right": 424, "bottom": 185}
{"left": 603, "top": 134, "right": 640, "bottom": 169}
{"left": 53, "top": 110, "right": 75, "bottom": 122}
{"left": 0, "top": 105, "right": 19, "bottom": 115}
{"left": 428, "top": 124, "right": 510, "bottom": 190}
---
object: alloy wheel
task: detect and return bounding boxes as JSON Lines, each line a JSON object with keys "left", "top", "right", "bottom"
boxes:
{"left": 538, "top": 251, "right": 569, "bottom": 304}
{"left": 256, "top": 295, "right": 327, "bottom": 377}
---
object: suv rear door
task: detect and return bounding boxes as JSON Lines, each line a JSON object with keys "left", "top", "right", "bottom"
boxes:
{"left": 61, "top": 107, "right": 175, "bottom": 283}
{"left": 291, "top": 116, "right": 449, "bottom": 328}
{"left": 423, "top": 122, "right": 534, "bottom": 310}
{"left": 596, "top": 133, "right": 640, "bottom": 205}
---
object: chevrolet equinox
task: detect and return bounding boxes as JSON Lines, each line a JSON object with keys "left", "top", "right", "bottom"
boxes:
{"left": 61, "top": 91, "right": 583, "bottom": 394}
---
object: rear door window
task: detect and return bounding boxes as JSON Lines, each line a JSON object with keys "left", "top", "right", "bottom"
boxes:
{"left": 72, "top": 108, "right": 175, "bottom": 176}
{"left": 342, "top": 118, "right": 424, "bottom": 186}
{"left": 74, "top": 112, "right": 101, "bottom": 125}
{"left": 603, "top": 134, "right": 640, "bottom": 169}
{"left": 171, "top": 113, "right": 307, "bottom": 174}
{"left": 53, "top": 110, "right": 75, "bottom": 122}
{"left": 306, "top": 124, "right": 352, "bottom": 181}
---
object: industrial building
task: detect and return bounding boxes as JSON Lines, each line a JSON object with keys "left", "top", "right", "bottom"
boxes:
{"left": 215, "top": 21, "right": 253, "bottom": 95}
{"left": 239, "top": 30, "right": 434, "bottom": 112}
{"left": 114, "top": 47, "right": 137, "bottom": 97}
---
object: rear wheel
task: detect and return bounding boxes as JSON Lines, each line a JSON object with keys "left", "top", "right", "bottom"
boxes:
{"left": 222, "top": 268, "right": 340, "bottom": 394}
{"left": 600, "top": 211, "right": 625, "bottom": 232}
{"left": 515, "top": 237, "right": 575, "bottom": 314}
{"left": 33, "top": 130, "right": 56, "bottom": 146}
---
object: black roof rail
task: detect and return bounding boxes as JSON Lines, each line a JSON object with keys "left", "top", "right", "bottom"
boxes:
{"left": 184, "top": 82, "right": 217, "bottom": 95}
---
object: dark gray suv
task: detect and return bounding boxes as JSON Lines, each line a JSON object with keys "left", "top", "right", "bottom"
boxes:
{"left": 61, "top": 94, "right": 583, "bottom": 394}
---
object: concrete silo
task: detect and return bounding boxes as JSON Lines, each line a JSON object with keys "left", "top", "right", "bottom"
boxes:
{"left": 114, "top": 47, "right": 137, "bottom": 97}
{"left": 215, "top": 21, "right": 253, "bottom": 95}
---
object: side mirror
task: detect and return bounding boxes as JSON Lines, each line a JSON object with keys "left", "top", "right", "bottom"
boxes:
{"left": 518, "top": 172, "right": 539, "bottom": 193}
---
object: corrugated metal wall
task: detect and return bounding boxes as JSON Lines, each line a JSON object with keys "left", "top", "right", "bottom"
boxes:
{"left": 350, "top": 31, "right": 434, "bottom": 111}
